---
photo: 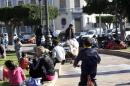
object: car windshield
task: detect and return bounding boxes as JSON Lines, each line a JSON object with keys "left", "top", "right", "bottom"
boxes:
{"left": 125, "top": 28, "right": 130, "bottom": 31}
{"left": 75, "top": 32, "right": 80, "bottom": 36}
{"left": 87, "top": 31, "right": 94, "bottom": 34}
{"left": 107, "top": 29, "right": 112, "bottom": 33}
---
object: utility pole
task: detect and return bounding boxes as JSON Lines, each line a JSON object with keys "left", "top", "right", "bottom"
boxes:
{"left": 44, "top": 0, "right": 52, "bottom": 49}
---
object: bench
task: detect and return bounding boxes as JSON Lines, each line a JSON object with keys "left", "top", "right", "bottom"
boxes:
{"left": 43, "top": 72, "right": 58, "bottom": 86}
{"left": 42, "top": 63, "right": 61, "bottom": 86}
{"left": 54, "top": 63, "right": 62, "bottom": 77}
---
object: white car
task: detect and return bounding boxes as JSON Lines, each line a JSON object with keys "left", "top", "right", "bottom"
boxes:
{"left": 75, "top": 32, "right": 87, "bottom": 39}
{"left": 82, "top": 30, "right": 96, "bottom": 38}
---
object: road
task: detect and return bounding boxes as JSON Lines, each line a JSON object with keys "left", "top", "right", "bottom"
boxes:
{"left": 56, "top": 54, "right": 130, "bottom": 86}
{"left": 7, "top": 44, "right": 35, "bottom": 52}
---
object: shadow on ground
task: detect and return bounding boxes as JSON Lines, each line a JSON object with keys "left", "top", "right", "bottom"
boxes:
{"left": 59, "top": 74, "right": 80, "bottom": 78}
{"left": 97, "top": 69, "right": 130, "bottom": 75}
{"left": 115, "top": 82, "right": 130, "bottom": 86}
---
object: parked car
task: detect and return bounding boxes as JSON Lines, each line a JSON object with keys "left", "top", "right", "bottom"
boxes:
{"left": 82, "top": 30, "right": 96, "bottom": 38}
{"left": 20, "top": 33, "right": 34, "bottom": 44}
{"left": 18, "top": 35, "right": 24, "bottom": 43}
{"left": 125, "top": 34, "right": 130, "bottom": 45}
{"left": 28, "top": 35, "right": 36, "bottom": 44}
{"left": 75, "top": 32, "right": 87, "bottom": 39}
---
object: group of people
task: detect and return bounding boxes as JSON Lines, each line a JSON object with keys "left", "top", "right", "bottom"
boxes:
{"left": 3, "top": 38, "right": 66, "bottom": 86}
{"left": 2, "top": 24, "right": 101, "bottom": 86}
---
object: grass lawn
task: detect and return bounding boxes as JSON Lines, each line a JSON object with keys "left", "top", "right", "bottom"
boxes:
{"left": 0, "top": 52, "right": 29, "bottom": 86}
{"left": 115, "top": 47, "right": 130, "bottom": 52}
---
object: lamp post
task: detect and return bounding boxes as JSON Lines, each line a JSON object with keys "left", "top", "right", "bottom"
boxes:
{"left": 38, "top": 0, "right": 52, "bottom": 48}
{"left": 44, "top": 0, "right": 52, "bottom": 49}
{"left": 39, "top": 0, "right": 42, "bottom": 25}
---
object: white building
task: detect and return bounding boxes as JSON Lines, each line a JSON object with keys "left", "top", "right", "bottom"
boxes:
{"left": 0, "top": 0, "right": 96, "bottom": 33}
{"left": 53, "top": 0, "right": 96, "bottom": 32}
{"left": 0, "top": 0, "right": 53, "bottom": 7}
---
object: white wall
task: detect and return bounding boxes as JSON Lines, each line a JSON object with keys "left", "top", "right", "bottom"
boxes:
{"left": 54, "top": 12, "right": 73, "bottom": 31}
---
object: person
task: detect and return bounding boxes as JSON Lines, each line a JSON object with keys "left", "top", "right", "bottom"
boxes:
{"left": 19, "top": 52, "right": 29, "bottom": 70}
{"left": 4, "top": 60, "right": 26, "bottom": 86}
{"left": 2, "top": 33, "right": 8, "bottom": 49}
{"left": 73, "top": 37, "right": 101, "bottom": 86}
{"left": 92, "top": 35, "right": 98, "bottom": 48}
{"left": 14, "top": 38, "right": 22, "bottom": 61}
{"left": 65, "top": 24, "right": 75, "bottom": 40}
{"left": 0, "top": 44, "right": 5, "bottom": 58}
{"left": 52, "top": 39, "right": 66, "bottom": 65}
{"left": 65, "top": 37, "right": 79, "bottom": 63}
{"left": 28, "top": 46, "right": 55, "bottom": 85}
{"left": 35, "top": 25, "right": 42, "bottom": 46}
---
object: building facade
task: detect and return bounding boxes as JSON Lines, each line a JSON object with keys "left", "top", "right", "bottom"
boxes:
{"left": 0, "top": 0, "right": 96, "bottom": 33}
{"left": 0, "top": 0, "right": 53, "bottom": 7}
{"left": 53, "top": 0, "right": 96, "bottom": 32}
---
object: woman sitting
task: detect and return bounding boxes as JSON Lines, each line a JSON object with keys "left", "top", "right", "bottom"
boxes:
{"left": 27, "top": 46, "right": 55, "bottom": 86}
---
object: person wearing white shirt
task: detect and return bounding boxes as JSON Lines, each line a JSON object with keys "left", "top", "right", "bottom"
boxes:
{"left": 66, "top": 38, "right": 79, "bottom": 57}
{"left": 52, "top": 39, "right": 66, "bottom": 65}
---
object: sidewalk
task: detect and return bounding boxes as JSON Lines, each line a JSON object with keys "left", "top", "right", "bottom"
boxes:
{"left": 98, "top": 49, "right": 130, "bottom": 59}
{"left": 6, "top": 44, "right": 36, "bottom": 52}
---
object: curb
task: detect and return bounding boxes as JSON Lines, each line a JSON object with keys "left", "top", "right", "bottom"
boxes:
{"left": 98, "top": 49, "right": 130, "bottom": 59}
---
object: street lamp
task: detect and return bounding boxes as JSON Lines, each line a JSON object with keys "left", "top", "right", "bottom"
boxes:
{"left": 38, "top": 0, "right": 42, "bottom": 25}
{"left": 37, "top": 0, "right": 52, "bottom": 48}
{"left": 44, "top": 0, "right": 52, "bottom": 49}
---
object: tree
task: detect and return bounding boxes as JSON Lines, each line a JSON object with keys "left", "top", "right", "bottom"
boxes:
{"left": 22, "top": 4, "right": 59, "bottom": 26}
{"left": 83, "top": 0, "right": 130, "bottom": 40}
{"left": 96, "top": 16, "right": 116, "bottom": 29}
{"left": 0, "top": 5, "right": 58, "bottom": 44}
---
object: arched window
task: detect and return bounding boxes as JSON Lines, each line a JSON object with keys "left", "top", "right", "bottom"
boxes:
{"left": 61, "top": 18, "right": 66, "bottom": 28}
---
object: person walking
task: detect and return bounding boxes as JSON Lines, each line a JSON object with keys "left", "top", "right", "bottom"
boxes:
{"left": 14, "top": 38, "right": 22, "bottom": 61}
{"left": 73, "top": 37, "right": 101, "bottom": 86}
{"left": 4, "top": 60, "right": 26, "bottom": 86}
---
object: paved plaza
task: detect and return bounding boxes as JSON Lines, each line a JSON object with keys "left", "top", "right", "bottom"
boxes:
{"left": 56, "top": 54, "right": 130, "bottom": 86}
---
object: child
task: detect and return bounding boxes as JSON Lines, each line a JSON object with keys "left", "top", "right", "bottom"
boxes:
{"left": 73, "top": 37, "right": 101, "bottom": 86}
{"left": 14, "top": 38, "right": 22, "bottom": 61}
{"left": 52, "top": 39, "right": 66, "bottom": 65}
{"left": 4, "top": 60, "right": 26, "bottom": 86}
{"left": 19, "top": 52, "right": 29, "bottom": 70}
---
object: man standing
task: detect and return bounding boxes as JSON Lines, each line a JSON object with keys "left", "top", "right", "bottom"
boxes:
{"left": 65, "top": 24, "right": 75, "bottom": 40}
{"left": 35, "top": 25, "right": 43, "bottom": 46}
